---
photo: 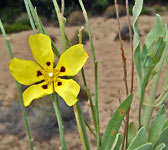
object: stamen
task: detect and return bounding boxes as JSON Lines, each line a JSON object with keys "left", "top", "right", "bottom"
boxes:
{"left": 48, "top": 72, "right": 53, "bottom": 77}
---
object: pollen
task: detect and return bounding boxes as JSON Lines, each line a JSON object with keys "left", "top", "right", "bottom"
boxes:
{"left": 48, "top": 72, "right": 53, "bottom": 77}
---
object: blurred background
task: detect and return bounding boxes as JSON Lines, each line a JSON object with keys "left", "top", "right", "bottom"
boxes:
{"left": 1, "top": 0, "right": 168, "bottom": 149}
{"left": 1, "top": 0, "right": 168, "bottom": 33}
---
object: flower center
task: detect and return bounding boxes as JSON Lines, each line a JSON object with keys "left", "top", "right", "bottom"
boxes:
{"left": 42, "top": 67, "right": 60, "bottom": 84}
{"left": 48, "top": 72, "right": 53, "bottom": 77}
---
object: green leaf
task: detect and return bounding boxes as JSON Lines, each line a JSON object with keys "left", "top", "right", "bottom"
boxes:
{"left": 128, "top": 122, "right": 136, "bottom": 146}
{"left": 134, "top": 143, "right": 153, "bottom": 150}
{"left": 101, "top": 94, "right": 133, "bottom": 150}
{"left": 152, "top": 37, "right": 166, "bottom": 65}
{"left": 112, "top": 133, "right": 123, "bottom": 150}
{"left": 128, "top": 127, "right": 147, "bottom": 150}
{"left": 133, "top": 0, "right": 143, "bottom": 80}
{"left": 144, "top": 55, "right": 153, "bottom": 69}
{"left": 163, "top": 119, "right": 168, "bottom": 130}
{"left": 141, "top": 44, "right": 148, "bottom": 64}
{"left": 154, "top": 143, "right": 166, "bottom": 150}
{"left": 145, "top": 14, "right": 166, "bottom": 49}
{"left": 134, "top": 45, "right": 142, "bottom": 79}
{"left": 149, "top": 105, "right": 166, "bottom": 145}
{"left": 155, "top": 128, "right": 168, "bottom": 148}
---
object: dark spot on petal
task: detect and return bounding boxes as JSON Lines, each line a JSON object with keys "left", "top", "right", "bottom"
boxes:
{"left": 46, "top": 62, "right": 51, "bottom": 66}
{"left": 42, "top": 84, "right": 48, "bottom": 89}
{"left": 37, "top": 71, "right": 42, "bottom": 77}
{"left": 57, "top": 82, "right": 62, "bottom": 86}
{"left": 60, "top": 66, "right": 66, "bottom": 72}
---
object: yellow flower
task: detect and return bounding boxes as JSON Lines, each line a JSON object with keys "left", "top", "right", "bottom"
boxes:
{"left": 9, "top": 33, "right": 88, "bottom": 107}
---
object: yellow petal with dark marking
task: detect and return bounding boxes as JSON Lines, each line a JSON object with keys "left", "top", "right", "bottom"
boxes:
{"left": 56, "top": 44, "right": 88, "bottom": 76}
{"left": 29, "top": 33, "right": 54, "bottom": 69}
{"left": 9, "top": 57, "right": 44, "bottom": 85}
{"left": 54, "top": 78, "right": 80, "bottom": 106}
{"left": 23, "top": 82, "right": 53, "bottom": 106}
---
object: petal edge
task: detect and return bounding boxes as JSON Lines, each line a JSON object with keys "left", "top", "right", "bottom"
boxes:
{"left": 54, "top": 78, "right": 80, "bottom": 106}
{"left": 56, "top": 44, "right": 88, "bottom": 76}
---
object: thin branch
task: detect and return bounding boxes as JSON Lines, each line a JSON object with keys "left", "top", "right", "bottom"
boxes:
{"left": 79, "top": 0, "right": 101, "bottom": 149}
{"left": 124, "top": 0, "right": 134, "bottom": 149}
{"left": 114, "top": 1, "right": 129, "bottom": 150}
{"left": 114, "top": 1, "right": 129, "bottom": 96}
{"left": 126, "top": 0, "right": 134, "bottom": 94}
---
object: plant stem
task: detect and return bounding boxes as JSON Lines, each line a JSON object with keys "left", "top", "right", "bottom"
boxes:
{"left": 125, "top": 0, "right": 134, "bottom": 149}
{"left": 16, "top": 82, "right": 34, "bottom": 150}
{"left": 73, "top": 104, "right": 87, "bottom": 150}
{"left": 0, "top": 20, "right": 34, "bottom": 150}
{"left": 25, "top": 0, "right": 61, "bottom": 57}
{"left": 84, "top": 117, "right": 97, "bottom": 138}
{"left": 79, "top": 0, "right": 101, "bottom": 149}
{"left": 52, "top": 0, "right": 66, "bottom": 51}
{"left": 114, "top": 1, "right": 129, "bottom": 149}
{"left": 143, "top": 50, "right": 166, "bottom": 129}
{"left": 75, "top": 102, "right": 90, "bottom": 149}
{"left": 81, "top": 68, "right": 97, "bottom": 130}
{"left": 24, "top": 0, "right": 37, "bottom": 33}
{"left": 79, "top": 27, "right": 97, "bottom": 132}
{"left": 51, "top": 93, "right": 66, "bottom": 150}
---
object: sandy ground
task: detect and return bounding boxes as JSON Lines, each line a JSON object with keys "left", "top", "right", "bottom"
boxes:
{"left": 0, "top": 15, "right": 168, "bottom": 150}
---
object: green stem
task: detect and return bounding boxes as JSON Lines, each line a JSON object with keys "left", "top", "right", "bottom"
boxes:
{"left": 16, "top": 82, "right": 34, "bottom": 150}
{"left": 79, "top": 0, "right": 101, "bottom": 149}
{"left": 81, "top": 68, "right": 97, "bottom": 131}
{"left": 84, "top": 117, "right": 97, "bottom": 138}
{"left": 73, "top": 104, "right": 87, "bottom": 150}
{"left": 143, "top": 50, "right": 166, "bottom": 129}
{"left": 79, "top": 27, "right": 97, "bottom": 131}
{"left": 51, "top": 93, "right": 66, "bottom": 150}
{"left": 0, "top": 20, "right": 33, "bottom": 150}
{"left": 75, "top": 102, "right": 90, "bottom": 149}
{"left": 24, "top": 0, "right": 37, "bottom": 33}
{"left": 25, "top": 0, "right": 61, "bottom": 57}
{"left": 52, "top": 0, "right": 66, "bottom": 51}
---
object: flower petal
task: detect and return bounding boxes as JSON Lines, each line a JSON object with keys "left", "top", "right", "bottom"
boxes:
{"left": 23, "top": 82, "right": 53, "bottom": 106}
{"left": 56, "top": 44, "right": 88, "bottom": 76}
{"left": 29, "top": 33, "right": 54, "bottom": 69}
{"left": 9, "top": 57, "right": 44, "bottom": 85}
{"left": 54, "top": 78, "right": 80, "bottom": 106}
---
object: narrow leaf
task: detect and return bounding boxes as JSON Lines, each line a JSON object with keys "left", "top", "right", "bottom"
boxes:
{"left": 113, "top": 133, "right": 123, "bottom": 150}
{"left": 154, "top": 143, "right": 166, "bottom": 150}
{"left": 101, "top": 94, "right": 133, "bottom": 150}
{"left": 163, "top": 119, "right": 168, "bottom": 130}
{"left": 134, "top": 143, "right": 152, "bottom": 150}
{"left": 128, "top": 127, "right": 147, "bottom": 150}
{"left": 145, "top": 14, "right": 166, "bottom": 49}
{"left": 155, "top": 128, "right": 168, "bottom": 148}
{"left": 149, "top": 105, "right": 166, "bottom": 145}
{"left": 128, "top": 122, "right": 136, "bottom": 146}
{"left": 133, "top": 0, "right": 143, "bottom": 80}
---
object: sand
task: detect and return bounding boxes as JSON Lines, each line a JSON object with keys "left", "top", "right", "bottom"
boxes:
{"left": 0, "top": 15, "right": 168, "bottom": 150}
